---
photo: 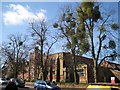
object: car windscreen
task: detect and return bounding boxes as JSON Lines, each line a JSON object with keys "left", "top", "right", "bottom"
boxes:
{"left": 16, "top": 79, "right": 24, "bottom": 83}
{"left": 1, "top": 78, "right": 6, "bottom": 80}
{"left": 46, "top": 81, "right": 53, "bottom": 86}
{"left": 36, "top": 80, "right": 46, "bottom": 85}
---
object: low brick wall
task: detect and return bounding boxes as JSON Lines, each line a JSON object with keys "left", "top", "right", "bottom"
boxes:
{"left": 58, "top": 84, "right": 87, "bottom": 88}
{"left": 25, "top": 82, "right": 34, "bottom": 86}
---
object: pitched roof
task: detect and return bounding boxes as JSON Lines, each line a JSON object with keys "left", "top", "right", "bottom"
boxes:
{"left": 100, "top": 60, "right": 120, "bottom": 71}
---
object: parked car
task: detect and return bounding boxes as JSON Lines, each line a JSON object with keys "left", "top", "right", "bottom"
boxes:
{"left": 34, "top": 80, "right": 61, "bottom": 90}
{"left": 87, "top": 83, "right": 120, "bottom": 90}
{"left": 9, "top": 78, "right": 25, "bottom": 87}
{"left": 0, "top": 78, "right": 8, "bottom": 85}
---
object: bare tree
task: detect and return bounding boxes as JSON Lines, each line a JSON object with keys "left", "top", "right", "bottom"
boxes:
{"left": 1, "top": 34, "right": 29, "bottom": 78}
{"left": 30, "top": 20, "right": 58, "bottom": 80}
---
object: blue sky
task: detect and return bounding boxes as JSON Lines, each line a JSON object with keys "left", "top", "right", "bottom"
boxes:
{"left": 2, "top": 2, "right": 64, "bottom": 50}
{"left": 2, "top": 2, "right": 69, "bottom": 38}
{"left": 1, "top": 2, "right": 119, "bottom": 55}
{"left": 1, "top": 2, "right": 77, "bottom": 54}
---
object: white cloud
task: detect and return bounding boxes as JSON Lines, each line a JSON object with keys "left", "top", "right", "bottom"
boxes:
{"left": 3, "top": 4, "right": 47, "bottom": 25}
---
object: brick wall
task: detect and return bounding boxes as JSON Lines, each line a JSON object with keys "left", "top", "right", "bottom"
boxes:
{"left": 98, "top": 60, "right": 120, "bottom": 83}
{"left": 18, "top": 52, "right": 94, "bottom": 83}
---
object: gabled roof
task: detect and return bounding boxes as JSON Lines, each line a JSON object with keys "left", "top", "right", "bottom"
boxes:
{"left": 100, "top": 60, "right": 120, "bottom": 71}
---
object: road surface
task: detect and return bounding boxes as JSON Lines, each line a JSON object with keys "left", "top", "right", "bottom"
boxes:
{"left": 1, "top": 87, "right": 86, "bottom": 90}
{"left": 18, "top": 87, "right": 86, "bottom": 90}
{"left": 0, "top": 85, "right": 86, "bottom": 90}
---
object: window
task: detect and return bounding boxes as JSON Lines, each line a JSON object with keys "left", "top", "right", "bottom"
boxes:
{"left": 78, "top": 68, "right": 85, "bottom": 76}
{"left": 53, "top": 59, "right": 56, "bottom": 65}
{"left": 52, "top": 71, "right": 55, "bottom": 74}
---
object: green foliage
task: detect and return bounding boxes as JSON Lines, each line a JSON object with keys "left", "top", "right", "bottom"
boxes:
{"left": 71, "top": 35, "right": 77, "bottom": 46}
{"left": 78, "top": 32, "right": 86, "bottom": 40}
{"left": 53, "top": 2, "right": 112, "bottom": 83}
{"left": 99, "top": 25, "right": 106, "bottom": 33}
{"left": 81, "top": 2, "right": 94, "bottom": 11}
{"left": 70, "top": 21, "right": 76, "bottom": 27}
{"left": 53, "top": 4, "right": 91, "bottom": 56}
{"left": 87, "top": 8, "right": 93, "bottom": 18}
{"left": 66, "top": 16, "right": 71, "bottom": 22}
{"left": 68, "top": 13, "right": 73, "bottom": 17}
{"left": 31, "top": 33, "right": 35, "bottom": 37}
{"left": 111, "top": 23, "right": 119, "bottom": 30}
{"left": 53, "top": 23, "right": 58, "bottom": 28}
{"left": 79, "top": 2, "right": 101, "bottom": 22}
{"left": 103, "top": 45, "right": 108, "bottom": 49}
{"left": 109, "top": 40, "right": 116, "bottom": 49}
{"left": 53, "top": 2, "right": 117, "bottom": 60}
{"left": 35, "top": 46, "right": 38, "bottom": 50}
{"left": 78, "top": 24, "right": 85, "bottom": 31}
{"left": 78, "top": 16, "right": 84, "bottom": 23}
{"left": 80, "top": 41, "right": 90, "bottom": 54}
{"left": 66, "top": 42, "right": 71, "bottom": 49}
{"left": 92, "top": 7, "right": 101, "bottom": 22}
{"left": 77, "top": 7, "right": 82, "bottom": 13}
{"left": 67, "top": 29, "right": 75, "bottom": 36}
{"left": 110, "top": 50, "right": 117, "bottom": 61}
{"left": 19, "top": 41, "right": 23, "bottom": 46}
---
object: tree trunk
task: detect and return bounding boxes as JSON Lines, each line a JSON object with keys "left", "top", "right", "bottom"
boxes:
{"left": 15, "top": 52, "right": 19, "bottom": 78}
{"left": 43, "top": 63, "right": 48, "bottom": 81}
{"left": 93, "top": 59, "right": 97, "bottom": 83}
{"left": 22, "top": 61, "right": 25, "bottom": 80}
{"left": 41, "top": 41, "right": 44, "bottom": 80}
{"left": 73, "top": 56, "right": 78, "bottom": 84}
{"left": 50, "top": 65, "right": 53, "bottom": 82}
{"left": 56, "top": 56, "right": 60, "bottom": 82}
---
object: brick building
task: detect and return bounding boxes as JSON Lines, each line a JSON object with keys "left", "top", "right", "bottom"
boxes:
{"left": 18, "top": 47, "right": 41, "bottom": 80}
{"left": 18, "top": 48, "right": 120, "bottom": 83}
{"left": 45, "top": 52, "right": 94, "bottom": 83}
{"left": 98, "top": 60, "right": 120, "bottom": 83}
{"left": 19, "top": 48, "right": 94, "bottom": 83}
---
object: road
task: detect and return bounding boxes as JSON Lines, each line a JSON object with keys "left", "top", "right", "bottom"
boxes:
{"left": 18, "top": 87, "right": 85, "bottom": 90}
{"left": 0, "top": 85, "right": 86, "bottom": 90}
